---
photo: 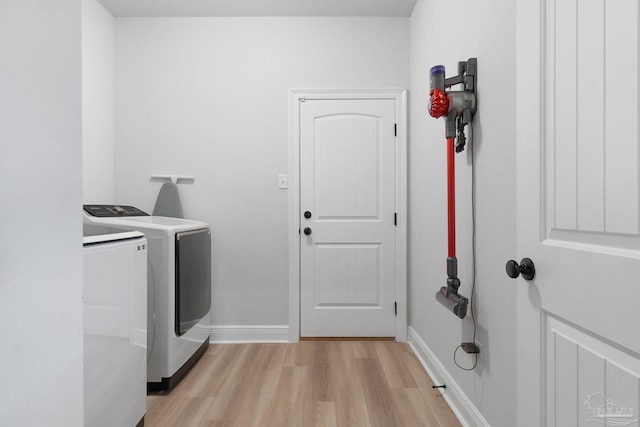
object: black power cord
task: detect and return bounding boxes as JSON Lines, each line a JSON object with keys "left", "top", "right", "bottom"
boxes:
{"left": 453, "top": 122, "right": 479, "bottom": 371}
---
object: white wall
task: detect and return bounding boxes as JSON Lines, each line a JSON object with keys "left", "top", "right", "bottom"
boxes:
{"left": 83, "top": 0, "right": 115, "bottom": 203}
{"left": 0, "top": 1, "right": 84, "bottom": 425}
{"left": 408, "top": 0, "right": 517, "bottom": 426}
{"left": 114, "top": 17, "right": 409, "bottom": 328}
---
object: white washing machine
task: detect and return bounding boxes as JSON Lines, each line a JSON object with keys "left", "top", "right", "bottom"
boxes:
{"left": 84, "top": 205, "right": 211, "bottom": 392}
{"left": 83, "top": 224, "right": 147, "bottom": 427}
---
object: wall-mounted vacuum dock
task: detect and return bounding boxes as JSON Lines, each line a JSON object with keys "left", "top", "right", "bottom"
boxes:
{"left": 428, "top": 58, "right": 477, "bottom": 319}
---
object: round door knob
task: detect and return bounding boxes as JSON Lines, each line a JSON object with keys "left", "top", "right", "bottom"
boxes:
{"left": 304, "top": 211, "right": 312, "bottom": 219}
{"left": 505, "top": 258, "right": 535, "bottom": 281}
{"left": 303, "top": 227, "right": 312, "bottom": 236}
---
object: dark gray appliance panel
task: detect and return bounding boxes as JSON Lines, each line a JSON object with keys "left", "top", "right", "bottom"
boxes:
{"left": 175, "top": 229, "right": 211, "bottom": 336}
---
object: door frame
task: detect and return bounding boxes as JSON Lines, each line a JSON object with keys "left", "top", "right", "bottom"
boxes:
{"left": 288, "top": 89, "right": 408, "bottom": 342}
{"left": 516, "top": 0, "right": 544, "bottom": 422}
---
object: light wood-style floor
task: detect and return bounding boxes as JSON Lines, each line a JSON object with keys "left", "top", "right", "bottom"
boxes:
{"left": 146, "top": 342, "right": 462, "bottom": 427}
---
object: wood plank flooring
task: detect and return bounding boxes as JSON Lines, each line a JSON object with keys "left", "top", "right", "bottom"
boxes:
{"left": 146, "top": 342, "right": 462, "bottom": 427}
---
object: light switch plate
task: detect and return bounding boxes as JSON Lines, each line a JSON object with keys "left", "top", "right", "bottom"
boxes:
{"left": 278, "top": 174, "right": 288, "bottom": 189}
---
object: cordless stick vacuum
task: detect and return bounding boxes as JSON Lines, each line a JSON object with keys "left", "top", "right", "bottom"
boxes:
{"left": 428, "top": 58, "right": 477, "bottom": 319}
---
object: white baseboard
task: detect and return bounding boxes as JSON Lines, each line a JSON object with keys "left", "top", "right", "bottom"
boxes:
{"left": 407, "top": 327, "right": 490, "bottom": 427}
{"left": 200, "top": 325, "right": 290, "bottom": 343}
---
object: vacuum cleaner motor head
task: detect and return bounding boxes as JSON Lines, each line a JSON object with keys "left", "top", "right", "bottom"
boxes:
{"left": 435, "top": 286, "right": 469, "bottom": 319}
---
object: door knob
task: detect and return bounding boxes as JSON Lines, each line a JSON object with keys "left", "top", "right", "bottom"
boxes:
{"left": 506, "top": 258, "right": 535, "bottom": 280}
{"left": 303, "top": 227, "right": 312, "bottom": 236}
{"left": 304, "top": 211, "right": 312, "bottom": 219}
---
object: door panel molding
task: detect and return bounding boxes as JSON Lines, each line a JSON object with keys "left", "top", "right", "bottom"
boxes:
{"left": 288, "top": 89, "right": 407, "bottom": 342}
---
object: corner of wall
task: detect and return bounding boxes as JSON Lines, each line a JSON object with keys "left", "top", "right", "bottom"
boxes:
{"left": 82, "top": 0, "right": 116, "bottom": 203}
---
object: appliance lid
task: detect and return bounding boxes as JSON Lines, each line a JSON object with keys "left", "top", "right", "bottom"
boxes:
{"left": 84, "top": 210, "right": 209, "bottom": 237}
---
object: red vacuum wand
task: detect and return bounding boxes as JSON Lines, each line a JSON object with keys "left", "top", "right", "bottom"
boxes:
{"left": 428, "top": 59, "right": 477, "bottom": 319}
{"left": 447, "top": 137, "right": 456, "bottom": 258}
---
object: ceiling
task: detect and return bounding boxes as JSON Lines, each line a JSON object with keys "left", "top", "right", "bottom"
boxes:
{"left": 97, "top": 0, "right": 418, "bottom": 17}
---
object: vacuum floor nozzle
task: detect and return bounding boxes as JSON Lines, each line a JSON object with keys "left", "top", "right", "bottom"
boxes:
{"left": 435, "top": 286, "right": 468, "bottom": 319}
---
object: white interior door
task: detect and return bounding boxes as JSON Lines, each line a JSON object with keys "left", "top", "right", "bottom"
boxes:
{"left": 299, "top": 98, "right": 397, "bottom": 337}
{"left": 517, "top": 0, "right": 640, "bottom": 425}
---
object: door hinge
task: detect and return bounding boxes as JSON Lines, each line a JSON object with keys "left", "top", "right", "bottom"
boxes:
{"left": 394, "top": 301, "right": 398, "bottom": 316}
{"left": 394, "top": 212, "right": 397, "bottom": 226}
{"left": 394, "top": 123, "right": 397, "bottom": 137}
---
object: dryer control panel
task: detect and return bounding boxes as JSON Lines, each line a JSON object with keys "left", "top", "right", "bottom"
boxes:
{"left": 84, "top": 204, "right": 149, "bottom": 217}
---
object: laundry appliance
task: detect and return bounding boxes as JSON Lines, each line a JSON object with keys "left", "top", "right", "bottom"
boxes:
{"left": 83, "top": 224, "right": 147, "bottom": 427}
{"left": 83, "top": 205, "right": 212, "bottom": 391}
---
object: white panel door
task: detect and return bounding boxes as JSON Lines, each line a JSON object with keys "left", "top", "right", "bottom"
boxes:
{"left": 517, "top": 0, "right": 640, "bottom": 425}
{"left": 300, "top": 98, "right": 397, "bottom": 337}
